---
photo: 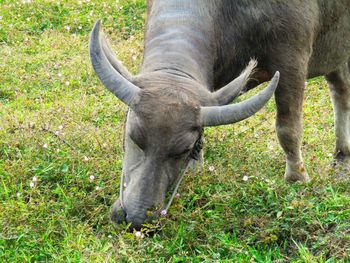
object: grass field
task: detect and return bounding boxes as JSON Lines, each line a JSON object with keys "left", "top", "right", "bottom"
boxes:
{"left": 1, "top": 0, "right": 349, "bottom": 262}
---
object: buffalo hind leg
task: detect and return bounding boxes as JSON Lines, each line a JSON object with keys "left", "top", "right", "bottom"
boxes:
{"left": 275, "top": 69, "right": 310, "bottom": 183}
{"left": 326, "top": 62, "right": 350, "bottom": 174}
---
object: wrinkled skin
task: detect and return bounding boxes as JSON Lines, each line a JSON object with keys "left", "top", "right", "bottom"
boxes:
{"left": 89, "top": 0, "right": 350, "bottom": 230}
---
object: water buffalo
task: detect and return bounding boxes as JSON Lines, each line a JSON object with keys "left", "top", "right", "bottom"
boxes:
{"left": 89, "top": 0, "right": 350, "bottom": 229}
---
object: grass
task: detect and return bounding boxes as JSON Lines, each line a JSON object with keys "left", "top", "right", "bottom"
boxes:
{"left": 0, "top": 0, "right": 349, "bottom": 262}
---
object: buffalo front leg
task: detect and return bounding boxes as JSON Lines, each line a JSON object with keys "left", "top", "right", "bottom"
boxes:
{"left": 326, "top": 62, "right": 350, "bottom": 170}
{"left": 275, "top": 72, "right": 309, "bottom": 183}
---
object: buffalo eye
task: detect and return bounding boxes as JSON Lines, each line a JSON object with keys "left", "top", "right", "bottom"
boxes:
{"left": 169, "top": 148, "right": 191, "bottom": 159}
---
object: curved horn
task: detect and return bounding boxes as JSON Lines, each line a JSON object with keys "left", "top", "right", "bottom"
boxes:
{"left": 212, "top": 60, "right": 257, "bottom": 105}
{"left": 100, "top": 31, "right": 133, "bottom": 81}
{"left": 89, "top": 20, "right": 140, "bottom": 106}
{"left": 201, "top": 71, "right": 280, "bottom": 126}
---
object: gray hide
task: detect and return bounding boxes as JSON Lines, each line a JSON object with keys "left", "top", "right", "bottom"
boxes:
{"left": 89, "top": 0, "right": 350, "bottom": 229}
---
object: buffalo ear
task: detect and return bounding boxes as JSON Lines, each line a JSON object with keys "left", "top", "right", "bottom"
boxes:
{"left": 212, "top": 60, "right": 257, "bottom": 105}
{"left": 201, "top": 71, "right": 280, "bottom": 127}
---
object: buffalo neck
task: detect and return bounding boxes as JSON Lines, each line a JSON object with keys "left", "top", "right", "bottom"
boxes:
{"left": 141, "top": 1, "right": 216, "bottom": 89}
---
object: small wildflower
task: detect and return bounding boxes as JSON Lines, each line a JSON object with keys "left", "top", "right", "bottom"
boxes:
{"left": 78, "top": 25, "right": 82, "bottom": 30}
{"left": 32, "top": 176, "right": 38, "bottom": 182}
{"left": 83, "top": 156, "right": 89, "bottom": 161}
{"left": 65, "top": 26, "right": 71, "bottom": 31}
{"left": 160, "top": 210, "right": 167, "bottom": 216}
{"left": 65, "top": 81, "right": 70, "bottom": 86}
{"left": 54, "top": 131, "right": 60, "bottom": 135}
{"left": 135, "top": 231, "right": 142, "bottom": 238}
{"left": 95, "top": 186, "right": 100, "bottom": 190}
{"left": 208, "top": 165, "right": 215, "bottom": 172}
{"left": 58, "top": 72, "right": 62, "bottom": 78}
{"left": 16, "top": 193, "right": 21, "bottom": 198}
{"left": 242, "top": 175, "right": 249, "bottom": 182}
{"left": 123, "top": 183, "right": 127, "bottom": 188}
{"left": 29, "top": 182, "right": 35, "bottom": 188}
{"left": 58, "top": 125, "right": 63, "bottom": 130}
{"left": 175, "top": 193, "right": 181, "bottom": 199}
{"left": 42, "top": 143, "right": 48, "bottom": 148}
{"left": 26, "top": 17, "right": 30, "bottom": 21}
{"left": 89, "top": 175, "right": 95, "bottom": 181}
{"left": 132, "top": 55, "right": 137, "bottom": 61}
{"left": 108, "top": 235, "right": 112, "bottom": 238}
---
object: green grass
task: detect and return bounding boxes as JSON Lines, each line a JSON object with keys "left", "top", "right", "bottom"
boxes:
{"left": 1, "top": 0, "right": 349, "bottom": 262}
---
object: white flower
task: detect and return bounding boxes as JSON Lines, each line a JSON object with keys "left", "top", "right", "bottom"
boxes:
{"left": 89, "top": 175, "right": 95, "bottom": 181}
{"left": 16, "top": 193, "right": 21, "bottom": 197}
{"left": 95, "top": 186, "right": 100, "bottom": 190}
{"left": 58, "top": 125, "right": 63, "bottom": 130}
{"left": 83, "top": 156, "right": 89, "bottom": 161}
{"left": 58, "top": 72, "right": 62, "bottom": 78}
{"left": 78, "top": 25, "right": 82, "bottom": 30}
{"left": 29, "top": 182, "right": 35, "bottom": 188}
{"left": 65, "top": 81, "right": 70, "bottom": 86}
{"left": 42, "top": 143, "right": 48, "bottom": 148}
{"left": 208, "top": 166, "right": 215, "bottom": 172}
{"left": 135, "top": 231, "right": 142, "bottom": 238}
{"left": 65, "top": 26, "right": 71, "bottom": 31}
{"left": 242, "top": 175, "right": 249, "bottom": 182}
{"left": 160, "top": 210, "right": 167, "bottom": 216}
{"left": 54, "top": 131, "right": 60, "bottom": 135}
{"left": 123, "top": 183, "right": 127, "bottom": 188}
{"left": 32, "top": 176, "right": 38, "bottom": 182}
{"left": 108, "top": 235, "right": 112, "bottom": 238}
{"left": 175, "top": 193, "right": 181, "bottom": 199}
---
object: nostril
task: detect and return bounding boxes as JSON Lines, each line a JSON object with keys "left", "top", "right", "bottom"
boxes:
{"left": 126, "top": 214, "right": 146, "bottom": 230}
{"left": 110, "top": 200, "right": 127, "bottom": 224}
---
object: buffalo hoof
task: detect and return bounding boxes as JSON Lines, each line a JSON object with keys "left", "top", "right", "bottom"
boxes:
{"left": 331, "top": 154, "right": 350, "bottom": 181}
{"left": 284, "top": 161, "right": 310, "bottom": 183}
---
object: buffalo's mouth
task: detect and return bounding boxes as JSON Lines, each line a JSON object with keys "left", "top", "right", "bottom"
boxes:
{"left": 110, "top": 199, "right": 161, "bottom": 231}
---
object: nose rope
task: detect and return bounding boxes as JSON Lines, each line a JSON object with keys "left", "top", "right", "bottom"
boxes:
{"left": 163, "top": 164, "right": 189, "bottom": 212}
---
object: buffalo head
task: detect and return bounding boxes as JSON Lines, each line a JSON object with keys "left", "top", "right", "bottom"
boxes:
{"left": 89, "top": 21, "right": 279, "bottom": 230}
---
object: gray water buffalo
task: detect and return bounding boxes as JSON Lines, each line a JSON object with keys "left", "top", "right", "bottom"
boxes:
{"left": 89, "top": 0, "right": 350, "bottom": 229}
